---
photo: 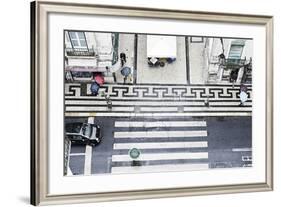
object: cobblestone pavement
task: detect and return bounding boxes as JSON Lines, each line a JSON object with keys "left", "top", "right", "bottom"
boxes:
{"left": 65, "top": 83, "right": 252, "bottom": 117}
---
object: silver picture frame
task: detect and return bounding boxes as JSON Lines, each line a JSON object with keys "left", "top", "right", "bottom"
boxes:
{"left": 30, "top": 0, "right": 273, "bottom": 205}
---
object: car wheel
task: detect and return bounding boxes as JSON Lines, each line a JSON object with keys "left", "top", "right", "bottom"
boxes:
{"left": 89, "top": 140, "right": 98, "bottom": 147}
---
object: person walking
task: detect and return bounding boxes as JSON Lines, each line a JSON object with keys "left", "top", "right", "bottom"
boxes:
{"left": 239, "top": 84, "right": 248, "bottom": 106}
{"left": 120, "top": 52, "right": 126, "bottom": 67}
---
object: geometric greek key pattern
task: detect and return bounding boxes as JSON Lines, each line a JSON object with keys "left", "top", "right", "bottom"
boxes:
{"left": 65, "top": 83, "right": 252, "bottom": 117}
{"left": 65, "top": 83, "right": 252, "bottom": 101}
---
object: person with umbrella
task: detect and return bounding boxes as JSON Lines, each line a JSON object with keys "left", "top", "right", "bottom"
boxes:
{"left": 121, "top": 66, "right": 131, "bottom": 84}
{"left": 90, "top": 73, "right": 105, "bottom": 96}
{"left": 239, "top": 84, "right": 248, "bottom": 106}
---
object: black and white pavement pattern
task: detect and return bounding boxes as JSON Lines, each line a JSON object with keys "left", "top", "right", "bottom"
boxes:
{"left": 65, "top": 83, "right": 252, "bottom": 117}
{"left": 65, "top": 82, "right": 252, "bottom": 175}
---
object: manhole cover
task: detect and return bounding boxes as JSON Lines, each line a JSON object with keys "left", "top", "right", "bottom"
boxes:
{"left": 178, "top": 106, "right": 184, "bottom": 113}
{"left": 134, "top": 106, "right": 141, "bottom": 113}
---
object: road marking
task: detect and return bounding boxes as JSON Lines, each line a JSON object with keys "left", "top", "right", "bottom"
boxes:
{"left": 209, "top": 102, "right": 251, "bottom": 106}
{"left": 114, "top": 130, "right": 207, "bottom": 138}
{"left": 232, "top": 148, "right": 252, "bottom": 152}
{"left": 113, "top": 141, "right": 208, "bottom": 149}
{"left": 243, "top": 164, "right": 252, "bottom": 167}
{"left": 112, "top": 152, "right": 208, "bottom": 162}
{"left": 111, "top": 163, "right": 209, "bottom": 174}
{"left": 84, "top": 145, "right": 92, "bottom": 175}
{"left": 65, "top": 112, "right": 252, "bottom": 117}
{"left": 83, "top": 116, "right": 95, "bottom": 175}
{"left": 69, "top": 153, "right": 86, "bottom": 156}
{"left": 184, "top": 107, "right": 251, "bottom": 111}
{"left": 242, "top": 155, "right": 252, "bottom": 162}
{"left": 66, "top": 106, "right": 135, "bottom": 112}
{"left": 114, "top": 121, "right": 207, "bottom": 128}
{"left": 88, "top": 117, "right": 95, "bottom": 124}
{"left": 140, "top": 107, "right": 178, "bottom": 112}
{"left": 65, "top": 106, "right": 251, "bottom": 112}
{"left": 67, "top": 166, "right": 73, "bottom": 176}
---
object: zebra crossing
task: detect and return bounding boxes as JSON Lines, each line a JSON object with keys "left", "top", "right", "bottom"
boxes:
{"left": 111, "top": 118, "right": 209, "bottom": 174}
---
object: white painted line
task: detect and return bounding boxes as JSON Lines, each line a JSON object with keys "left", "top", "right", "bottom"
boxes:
{"left": 112, "top": 152, "right": 208, "bottom": 162}
{"left": 210, "top": 102, "right": 252, "bottom": 106}
{"left": 140, "top": 107, "right": 178, "bottom": 112}
{"left": 114, "top": 121, "right": 207, "bottom": 128}
{"left": 113, "top": 141, "right": 208, "bottom": 149}
{"left": 232, "top": 148, "right": 252, "bottom": 152}
{"left": 67, "top": 166, "right": 73, "bottom": 176}
{"left": 66, "top": 105, "right": 251, "bottom": 112}
{"left": 84, "top": 145, "right": 92, "bottom": 175}
{"left": 88, "top": 117, "right": 95, "bottom": 124}
{"left": 111, "top": 163, "right": 209, "bottom": 174}
{"left": 65, "top": 100, "right": 206, "bottom": 106}
{"left": 66, "top": 106, "right": 135, "bottom": 112}
{"left": 83, "top": 117, "right": 95, "bottom": 175}
{"left": 114, "top": 130, "right": 207, "bottom": 138}
{"left": 243, "top": 164, "right": 252, "bottom": 167}
{"left": 184, "top": 107, "right": 251, "bottom": 111}
{"left": 69, "top": 153, "right": 86, "bottom": 156}
{"left": 242, "top": 155, "right": 252, "bottom": 162}
{"left": 65, "top": 112, "right": 252, "bottom": 117}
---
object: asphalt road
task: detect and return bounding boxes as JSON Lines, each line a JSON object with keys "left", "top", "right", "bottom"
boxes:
{"left": 66, "top": 116, "right": 252, "bottom": 175}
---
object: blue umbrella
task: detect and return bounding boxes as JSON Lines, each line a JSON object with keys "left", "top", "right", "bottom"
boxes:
{"left": 121, "top": 67, "right": 131, "bottom": 77}
{"left": 90, "top": 82, "right": 100, "bottom": 96}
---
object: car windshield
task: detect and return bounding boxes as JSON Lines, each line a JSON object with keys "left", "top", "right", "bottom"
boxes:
{"left": 81, "top": 124, "right": 92, "bottom": 138}
{"left": 65, "top": 123, "right": 83, "bottom": 133}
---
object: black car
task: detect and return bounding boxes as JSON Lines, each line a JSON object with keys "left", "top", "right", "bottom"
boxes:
{"left": 65, "top": 122, "right": 102, "bottom": 146}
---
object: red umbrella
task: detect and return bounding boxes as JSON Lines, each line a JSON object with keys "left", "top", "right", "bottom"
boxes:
{"left": 94, "top": 74, "right": 105, "bottom": 85}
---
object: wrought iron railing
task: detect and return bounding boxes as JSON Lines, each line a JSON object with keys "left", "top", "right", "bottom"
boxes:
{"left": 220, "top": 58, "right": 247, "bottom": 70}
{"left": 112, "top": 33, "right": 119, "bottom": 65}
{"left": 66, "top": 48, "right": 95, "bottom": 56}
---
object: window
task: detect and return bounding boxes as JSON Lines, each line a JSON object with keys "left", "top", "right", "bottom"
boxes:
{"left": 68, "top": 32, "right": 88, "bottom": 50}
{"left": 228, "top": 40, "right": 245, "bottom": 59}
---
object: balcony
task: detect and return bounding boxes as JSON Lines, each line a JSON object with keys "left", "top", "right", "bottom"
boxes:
{"left": 65, "top": 48, "right": 98, "bottom": 68}
{"left": 220, "top": 58, "right": 247, "bottom": 70}
{"left": 65, "top": 48, "right": 95, "bottom": 56}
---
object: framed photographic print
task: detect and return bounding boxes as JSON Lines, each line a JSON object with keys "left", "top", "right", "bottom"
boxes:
{"left": 31, "top": 0, "right": 273, "bottom": 205}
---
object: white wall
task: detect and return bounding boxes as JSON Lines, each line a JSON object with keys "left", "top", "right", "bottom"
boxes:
{"left": 189, "top": 37, "right": 207, "bottom": 84}
{"left": 0, "top": 0, "right": 279, "bottom": 207}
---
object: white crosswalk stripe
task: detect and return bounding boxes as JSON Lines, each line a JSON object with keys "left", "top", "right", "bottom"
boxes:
{"left": 111, "top": 119, "right": 209, "bottom": 174}
{"left": 111, "top": 163, "right": 209, "bottom": 174}
{"left": 113, "top": 141, "right": 208, "bottom": 149}
{"left": 65, "top": 106, "right": 251, "bottom": 113}
{"left": 114, "top": 130, "right": 207, "bottom": 138}
{"left": 112, "top": 152, "right": 208, "bottom": 162}
{"left": 65, "top": 112, "right": 251, "bottom": 117}
{"left": 114, "top": 121, "right": 207, "bottom": 128}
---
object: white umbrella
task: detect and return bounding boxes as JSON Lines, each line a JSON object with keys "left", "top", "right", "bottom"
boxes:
{"left": 240, "top": 91, "right": 248, "bottom": 103}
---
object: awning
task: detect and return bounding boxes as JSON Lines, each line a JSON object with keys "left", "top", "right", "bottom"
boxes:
{"left": 65, "top": 66, "right": 107, "bottom": 72}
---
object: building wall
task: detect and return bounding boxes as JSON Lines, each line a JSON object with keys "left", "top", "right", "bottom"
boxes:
{"left": 189, "top": 37, "right": 253, "bottom": 84}
{"left": 188, "top": 37, "right": 209, "bottom": 84}
{"left": 85, "top": 32, "right": 96, "bottom": 50}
